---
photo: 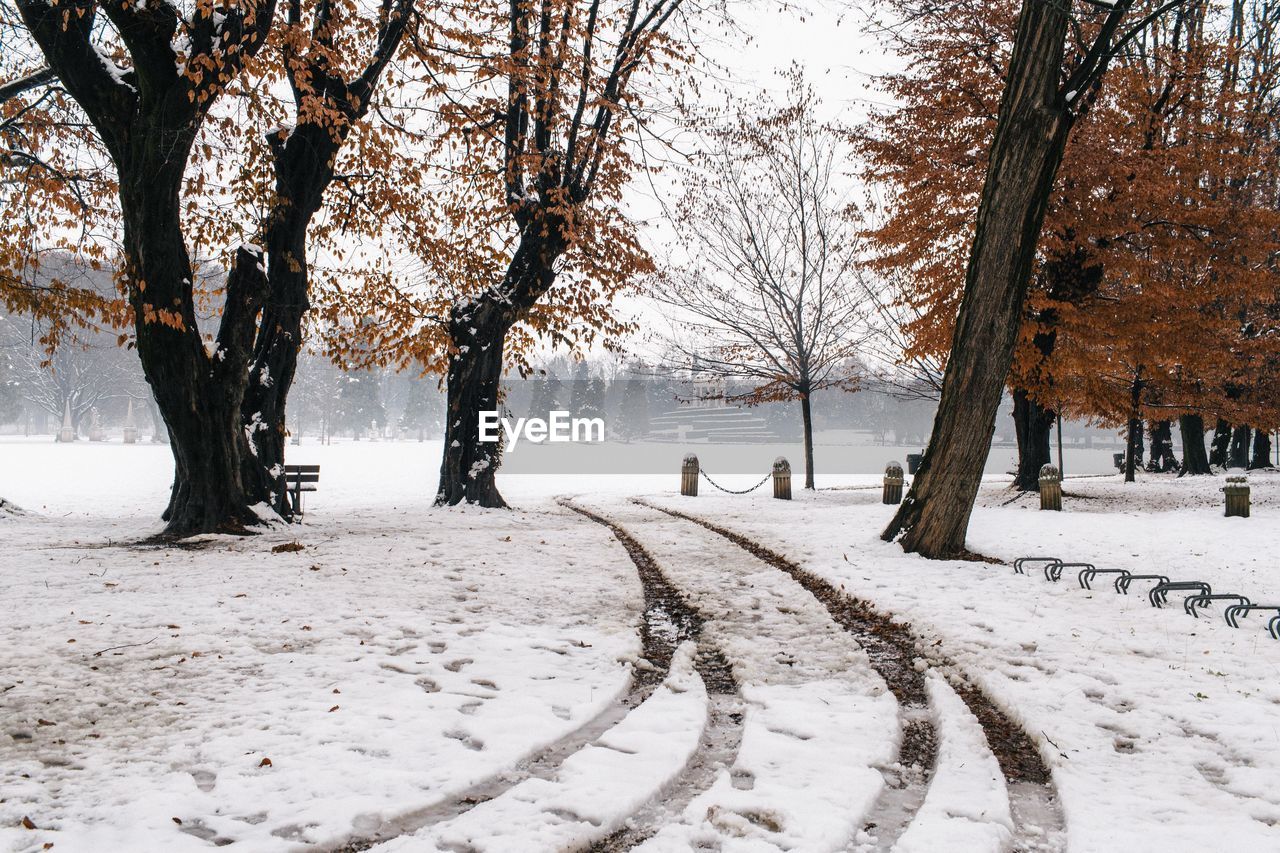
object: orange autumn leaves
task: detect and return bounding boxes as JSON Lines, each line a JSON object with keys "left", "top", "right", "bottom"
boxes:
{"left": 859, "top": 0, "right": 1280, "bottom": 430}
{"left": 313, "top": 0, "right": 684, "bottom": 377}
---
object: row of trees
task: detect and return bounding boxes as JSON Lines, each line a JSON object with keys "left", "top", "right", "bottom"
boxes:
{"left": 869, "top": 0, "right": 1280, "bottom": 555}
{"left": 5, "top": 0, "right": 1277, "bottom": 548}
{"left": 3, "top": 0, "right": 701, "bottom": 532}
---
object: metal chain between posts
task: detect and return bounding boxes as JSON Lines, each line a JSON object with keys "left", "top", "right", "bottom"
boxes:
{"left": 700, "top": 469, "right": 772, "bottom": 495}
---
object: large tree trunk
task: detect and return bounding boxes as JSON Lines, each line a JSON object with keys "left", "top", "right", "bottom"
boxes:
{"left": 17, "top": 0, "right": 276, "bottom": 538}
{"left": 799, "top": 392, "right": 815, "bottom": 490}
{"left": 1251, "top": 430, "right": 1273, "bottom": 469}
{"left": 241, "top": 208, "right": 311, "bottom": 517}
{"left": 1011, "top": 388, "right": 1054, "bottom": 491}
{"left": 882, "top": 0, "right": 1072, "bottom": 557}
{"left": 122, "top": 164, "right": 267, "bottom": 535}
{"left": 1178, "top": 414, "right": 1211, "bottom": 475}
{"left": 239, "top": 117, "right": 348, "bottom": 517}
{"left": 1147, "top": 420, "right": 1177, "bottom": 472}
{"left": 1228, "top": 424, "right": 1251, "bottom": 469}
{"left": 1209, "top": 418, "right": 1232, "bottom": 467}
{"left": 436, "top": 305, "right": 508, "bottom": 506}
{"left": 236, "top": 7, "right": 411, "bottom": 516}
{"left": 436, "top": 230, "right": 563, "bottom": 507}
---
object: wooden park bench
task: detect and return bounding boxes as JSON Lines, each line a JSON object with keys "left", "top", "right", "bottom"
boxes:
{"left": 283, "top": 464, "right": 320, "bottom": 517}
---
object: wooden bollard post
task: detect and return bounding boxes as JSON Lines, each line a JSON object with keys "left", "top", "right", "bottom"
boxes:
{"left": 681, "top": 454, "right": 699, "bottom": 497}
{"left": 1039, "top": 464, "right": 1062, "bottom": 511}
{"left": 883, "top": 461, "right": 904, "bottom": 504}
{"left": 772, "top": 457, "right": 792, "bottom": 500}
{"left": 1224, "top": 472, "right": 1250, "bottom": 518}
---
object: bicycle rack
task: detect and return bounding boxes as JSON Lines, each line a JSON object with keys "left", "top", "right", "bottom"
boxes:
{"left": 1079, "top": 567, "right": 1130, "bottom": 590}
{"left": 1224, "top": 603, "right": 1280, "bottom": 629}
{"left": 1184, "top": 593, "right": 1251, "bottom": 618}
{"left": 1014, "top": 554, "right": 1279, "bottom": 640}
{"left": 1148, "top": 581, "right": 1211, "bottom": 608}
{"left": 1048, "top": 562, "right": 1093, "bottom": 584}
{"left": 1116, "top": 574, "right": 1170, "bottom": 595}
{"left": 1014, "top": 557, "right": 1060, "bottom": 576}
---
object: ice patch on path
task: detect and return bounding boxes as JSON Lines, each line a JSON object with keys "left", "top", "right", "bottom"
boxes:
{"left": 888, "top": 673, "right": 1013, "bottom": 853}
{"left": 374, "top": 641, "right": 708, "bottom": 852}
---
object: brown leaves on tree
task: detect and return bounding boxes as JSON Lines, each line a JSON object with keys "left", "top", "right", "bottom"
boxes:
{"left": 859, "top": 0, "right": 1280, "bottom": 434}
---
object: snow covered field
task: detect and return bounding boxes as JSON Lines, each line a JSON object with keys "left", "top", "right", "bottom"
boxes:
{"left": 3, "top": 438, "right": 1279, "bottom": 852}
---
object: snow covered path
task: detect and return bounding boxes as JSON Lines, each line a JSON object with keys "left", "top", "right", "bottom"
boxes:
{"left": 590, "top": 499, "right": 901, "bottom": 851}
{"left": 627, "top": 498, "right": 1050, "bottom": 853}
{"left": 654, "top": 482, "right": 1280, "bottom": 853}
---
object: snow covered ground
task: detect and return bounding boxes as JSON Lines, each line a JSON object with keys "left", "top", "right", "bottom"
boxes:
{"left": 647, "top": 472, "right": 1280, "bottom": 852}
{"left": 3, "top": 437, "right": 1279, "bottom": 852}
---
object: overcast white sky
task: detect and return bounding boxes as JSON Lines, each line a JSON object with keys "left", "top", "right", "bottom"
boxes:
{"left": 613, "top": 0, "right": 902, "bottom": 363}
{"left": 704, "top": 1, "right": 896, "bottom": 113}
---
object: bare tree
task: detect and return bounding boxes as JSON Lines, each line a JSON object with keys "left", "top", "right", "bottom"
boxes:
{"left": 651, "top": 76, "right": 870, "bottom": 489}
{"left": 0, "top": 256, "right": 145, "bottom": 431}
{"left": 0, "top": 318, "right": 145, "bottom": 431}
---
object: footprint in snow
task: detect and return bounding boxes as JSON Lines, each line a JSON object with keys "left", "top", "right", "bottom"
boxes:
{"left": 444, "top": 729, "right": 484, "bottom": 751}
{"left": 445, "top": 658, "right": 473, "bottom": 672}
{"left": 189, "top": 769, "right": 216, "bottom": 792}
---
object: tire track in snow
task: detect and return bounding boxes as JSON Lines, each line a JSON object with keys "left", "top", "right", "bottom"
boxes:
{"left": 558, "top": 499, "right": 744, "bottom": 852}
{"left": 638, "top": 500, "right": 1066, "bottom": 853}
{"left": 325, "top": 500, "right": 732, "bottom": 853}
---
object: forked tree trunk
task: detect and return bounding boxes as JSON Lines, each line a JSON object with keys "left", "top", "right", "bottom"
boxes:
{"left": 123, "top": 167, "right": 267, "bottom": 535}
{"left": 1228, "top": 424, "right": 1251, "bottom": 469}
{"left": 1147, "top": 420, "right": 1177, "bottom": 472}
{"left": 882, "top": 0, "right": 1072, "bottom": 557}
{"left": 17, "top": 0, "right": 275, "bottom": 538}
{"left": 1251, "top": 430, "right": 1273, "bottom": 469}
{"left": 235, "top": 5, "right": 411, "bottom": 517}
{"left": 1178, "top": 414, "right": 1211, "bottom": 475}
{"left": 799, "top": 393, "right": 816, "bottom": 490}
{"left": 1012, "top": 388, "right": 1054, "bottom": 491}
{"left": 1209, "top": 418, "right": 1232, "bottom": 467}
